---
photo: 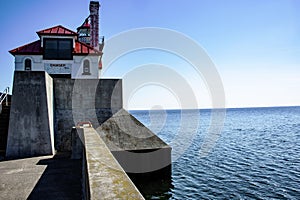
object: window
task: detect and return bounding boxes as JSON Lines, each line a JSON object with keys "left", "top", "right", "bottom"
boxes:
{"left": 25, "top": 59, "right": 32, "bottom": 71}
{"left": 82, "top": 60, "right": 91, "bottom": 75}
{"left": 43, "top": 38, "right": 73, "bottom": 60}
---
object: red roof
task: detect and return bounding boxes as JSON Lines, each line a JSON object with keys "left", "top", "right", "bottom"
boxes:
{"left": 10, "top": 25, "right": 102, "bottom": 56}
{"left": 9, "top": 40, "right": 42, "bottom": 55}
{"left": 10, "top": 40, "right": 102, "bottom": 56}
{"left": 37, "top": 25, "right": 78, "bottom": 36}
{"left": 74, "top": 41, "right": 102, "bottom": 55}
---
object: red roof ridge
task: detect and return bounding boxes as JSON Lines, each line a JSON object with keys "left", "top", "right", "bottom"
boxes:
{"left": 37, "top": 25, "right": 78, "bottom": 36}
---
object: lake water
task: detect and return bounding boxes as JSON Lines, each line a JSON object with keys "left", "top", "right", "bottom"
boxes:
{"left": 130, "top": 106, "right": 300, "bottom": 199}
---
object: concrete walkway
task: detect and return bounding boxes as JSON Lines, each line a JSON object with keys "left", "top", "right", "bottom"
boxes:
{"left": 0, "top": 153, "right": 82, "bottom": 200}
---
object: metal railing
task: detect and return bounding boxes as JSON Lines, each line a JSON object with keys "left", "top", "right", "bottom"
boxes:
{"left": 0, "top": 87, "right": 9, "bottom": 106}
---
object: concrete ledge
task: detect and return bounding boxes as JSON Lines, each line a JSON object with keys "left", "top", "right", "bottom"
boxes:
{"left": 82, "top": 127, "right": 144, "bottom": 200}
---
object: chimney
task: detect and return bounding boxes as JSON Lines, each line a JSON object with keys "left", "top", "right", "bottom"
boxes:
{"left": 89, "top": 1, "right": 100, "bottom": 50}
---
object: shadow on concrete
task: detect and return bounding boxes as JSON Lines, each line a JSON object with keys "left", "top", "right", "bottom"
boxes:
{"left": 27, "top": 152, "right": 82, "bottom": 200}
{"left": 128, "top": 165, "right": 174, "bottom": 200}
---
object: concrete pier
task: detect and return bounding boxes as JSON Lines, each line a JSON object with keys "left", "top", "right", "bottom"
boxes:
{"left": 0, "top": 127, "right": 146, "bottom": 199}
{"left": 3, "top": 72, "right": 171, "bottom": 199}
{"left": 2, "top": 2, "right": 172, "bottom": 198}
{"left": 80, "top": 127, "right": 144, "bottom": 200}
{"left": 0, "top": 153, "right": 82, "bottom": 199}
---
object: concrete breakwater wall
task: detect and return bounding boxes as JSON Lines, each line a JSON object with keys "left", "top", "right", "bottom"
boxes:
{"left": 6, "top": 71, "right": 123, "bottom": 157}
{"left": 72, "top": 127, "right": 145, "bottom": 200}
{"left": 6, "top": 71, "right": 171, "bottom": 168}
{"left": 96, "top": 109, "right": 172, "bottom": 174}
{"left": 5, "top": 71, "right": 172, "bottom": 198}
{"left": 6, "top": 72, "right": 55, "bottom": 158}
{"left": 53, "top": 78, "right": 122, "bottom": 151}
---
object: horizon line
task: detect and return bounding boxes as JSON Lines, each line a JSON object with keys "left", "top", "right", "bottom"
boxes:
{"left": 127, "top": 105, "right": 300, "bottom": 111}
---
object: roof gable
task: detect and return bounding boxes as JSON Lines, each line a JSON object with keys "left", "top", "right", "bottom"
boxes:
{"left": 37, "top": 25, "right": 78, "bottom": 36}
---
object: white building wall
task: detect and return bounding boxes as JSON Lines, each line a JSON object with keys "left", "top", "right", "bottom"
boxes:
{"left": 15, "top": 55, "right": 44, "bottom": 71}
{"left": 14, "top": 55, "right": 101, "bottom": 79}
{"left": 72, "top": 55, "right": 100, "bottom": 79}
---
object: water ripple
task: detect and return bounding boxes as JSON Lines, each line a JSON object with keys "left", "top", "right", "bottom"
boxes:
{"left": 131, "top": 107, "right": 300, "bottom": 199}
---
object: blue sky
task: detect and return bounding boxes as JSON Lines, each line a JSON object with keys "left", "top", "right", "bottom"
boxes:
{"left": 0, "top": 0, "right": 299, "bottom": 109}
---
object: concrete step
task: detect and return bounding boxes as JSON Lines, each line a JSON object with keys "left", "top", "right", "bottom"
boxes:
{"left": 0, "top": 105, "right": 11, "bottom": 110}
{"left": 0, "top": 109, "right": 10, "bottom": 112}
{"left": 0, "top": 105, "right": 10, "bottom": 154}
{"left": 0, "top": 117, "right": 10, "bottom": 121}
{"left": 0, "top": 115, "right": 9, "bottom": 118}
{"left": 0, "top": 116, "right": 9, "bottom": 119}
{"left": 1, "top": 108, "right": 11, "bottom": 111}
{"left": 0, "top": 99, "right": 11, "bottom": 156}
{"left": 0, "top": 130, "right": 9, "bottom": 134}
{"left": 0, "top": 142, "right": 7, "bottom": 146}
{"left": 1, "top": 107, "right": 11, "bottom": 111}
{"left": 0, "top": 124, "right": 10, "bottom": 127}
{"left": 1, "top": 104, "right": 10, "bottom": 107}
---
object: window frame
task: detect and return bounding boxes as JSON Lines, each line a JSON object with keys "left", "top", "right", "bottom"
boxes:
{"left": 82, "top": 59, "right": 91, "bottom": 75}
{"left": 24, "top": 58, "right": 32, "bottom": 71}
{"left": 43, "top": 38, "right": 73, "bottom": 60}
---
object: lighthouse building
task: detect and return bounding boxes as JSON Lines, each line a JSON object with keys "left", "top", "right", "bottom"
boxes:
{"left": 10, "top": 3, "right": 103, "bottom": 79}
{"left": 4, "top": 1, "right": 171, "bottom": 179}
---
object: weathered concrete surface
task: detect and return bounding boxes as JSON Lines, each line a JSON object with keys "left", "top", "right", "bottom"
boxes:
{"left": 82, "top": 127, "right": 144, "bottom": 200}
{"left": 0, "top": 156, "right": 49, "bottom": 199}
{"left": 6, "top": 71, "right": 55, "bottom": 158}
{"left": 97, "top": 109, "right": 169, "bottom": 151}
{"left": 71, "top": 127, "right": 84, "bottom": 159}
{"left": 96, "top": 109, "right": 172, "bottom": 173}
{"left": 0, "top": 153, "right": 82, "bottom": 200}
{"left": 53, "top": 78, "right": 122, "bottom": 151}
